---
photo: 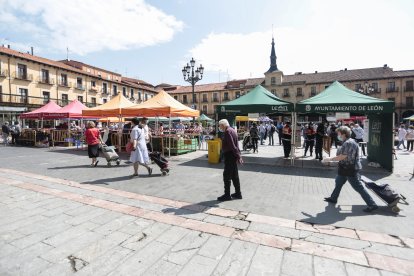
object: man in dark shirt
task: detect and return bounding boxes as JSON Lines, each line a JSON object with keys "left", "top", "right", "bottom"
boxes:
{"left": 217, "top": 119, "right": 243, "bottom": 201}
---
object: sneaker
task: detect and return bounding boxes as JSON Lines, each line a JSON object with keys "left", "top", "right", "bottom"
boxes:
{"left": 217, "top": 194, "right": 232, "bottom": 201}
{"left": 324, "top": 197, "right": 337, "bottom": 204}
{"left": 231, "top": 192, "right": 242, "bottom": 199}
{"left": 363, "top": 205, "right": 378, "bottom": 213}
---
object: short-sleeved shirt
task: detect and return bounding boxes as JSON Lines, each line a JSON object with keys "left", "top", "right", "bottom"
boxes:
{"left": 85, "top": 128, "right": 100, "bottom": 145}
{"left": 337, "top": 138, "right": 361, "bottom": 170}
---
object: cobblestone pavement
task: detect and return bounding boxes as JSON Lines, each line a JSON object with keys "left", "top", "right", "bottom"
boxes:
{"left": 1, "top": 168, "right": 414, "bottom": 275}
{"left": 0, "top": 143, "right": 412, "bottom": 238}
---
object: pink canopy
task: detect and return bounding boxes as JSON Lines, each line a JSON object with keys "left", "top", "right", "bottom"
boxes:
{"left": 43, "top": 99, "right": 90, "bottom": 119}
{"left": 20, "top": 101, "right": 61, "bottom": 119}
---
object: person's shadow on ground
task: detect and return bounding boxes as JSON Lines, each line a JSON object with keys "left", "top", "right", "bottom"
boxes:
{"left": 301, "top": 203, "right": 405, "bottom": 225}
{"left": 162, "top": 200, "right": 220, "bottom": 216}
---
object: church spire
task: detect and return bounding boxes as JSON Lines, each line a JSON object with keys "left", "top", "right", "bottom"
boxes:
{"left": 267, "top": 36, "right": 278, "bottom": 73}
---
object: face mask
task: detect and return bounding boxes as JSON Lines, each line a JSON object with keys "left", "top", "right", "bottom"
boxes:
{"left": 337, "top": 135, "right": 343, "bottom": 141}
{"left": 218, "top": 128, "right": 224, "bottom": 132}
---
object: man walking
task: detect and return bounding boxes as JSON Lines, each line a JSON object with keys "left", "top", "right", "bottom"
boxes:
{"left": 276, "top": 121, "right": 283, "bottom": 145}
{"left": 217, "top": 119, "right": 243, "bottom": 201}
{"left": 259, "top": 123, "right": 266, "bottom": 145}
{"left": 352, "top": 124, "right": 366, "bottom": 156}
{"left": 268, "top": 123, "right": 275, "bottom": 146}
{"left": 282, "top": 122, "right": 292, "bottom": 159}
{"left": 2, "top": 122, "right": 10, "bottom": 146}
{"left": 397, "top": 124, "right": 407, "bottom": 150}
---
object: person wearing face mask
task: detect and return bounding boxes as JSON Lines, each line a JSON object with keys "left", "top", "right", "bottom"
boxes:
{"left": 217, "top": 119, "right": 243, "bottom": 201}
{"left": 322, "top": 126, "right": 378, "bottom": 212}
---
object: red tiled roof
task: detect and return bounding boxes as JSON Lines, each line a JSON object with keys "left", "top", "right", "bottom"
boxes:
{"left": 60, "top": 60, "right": 122, "bottom": 76}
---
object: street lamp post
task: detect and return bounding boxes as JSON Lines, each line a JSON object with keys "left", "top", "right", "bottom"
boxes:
{"left": 182, "top": 58, "right": 204, "bottom": 121}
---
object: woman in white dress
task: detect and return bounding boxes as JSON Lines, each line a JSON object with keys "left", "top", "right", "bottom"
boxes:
{"left": 130, "top": 117, "right": 152, "bottom": 177}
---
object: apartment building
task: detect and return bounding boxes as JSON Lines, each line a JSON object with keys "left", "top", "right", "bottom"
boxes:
{"left": 163, "top": 38, "right": 414, "bottom": 121}
{"left": 0, "top": 45, "right": 156, "bottom": 123}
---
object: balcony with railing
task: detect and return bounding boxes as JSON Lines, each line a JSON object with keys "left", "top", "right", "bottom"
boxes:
{"left": 38, "top": 77, "right": 55, "bottom": 85}
{"left": 0, "top": 93, "right": 58, "bottom": 106}
{"left": 75, "top": 84, "right": 86, "bottom": 91}
{"left": 101, "top": 88, "right": 110, "bottom": 95}
{"left": 12, "top": 72, "right": 33, "bottom": 81}
{"left": 202, "top": 98, "right": 208, "bottom": 103}
{"left": 89, "top": 86, "right": 99, "bottom": 93}
{"left": 386, "top": 87, "right": 399, "bottom": 93}
{"left": 404, "top": 86, "right": 414, "bottom": 92}
{"left": 283, "top": 92, "right": 290, "bottom": 98}
{"left": 296, "top": 92, "right": 303, "bottom": 97}
{"left": 0, "top": 69, "right": 8, "bottom": 77}
{"left": 58, "top": 80, "right": 72, "bottom": 88}
{"left": 86, "top": 102, "right": 97, "bottom": 108}
{"left": 212, "top": 97, "right": 219, "bottom": 102}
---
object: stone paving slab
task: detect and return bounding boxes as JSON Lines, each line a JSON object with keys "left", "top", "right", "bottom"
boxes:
{"left": 0, "top": 170, "right": 413, "bottom": 275}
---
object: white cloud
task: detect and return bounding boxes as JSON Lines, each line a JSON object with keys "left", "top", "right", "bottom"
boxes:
{"left": 0, "top": 0, "right": 183, "bottom": 55}
{"left": 188, "top": 0, "right": 414, "bottom": 79}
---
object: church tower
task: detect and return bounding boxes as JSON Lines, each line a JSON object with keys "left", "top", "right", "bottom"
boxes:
{"left": 264, "top": 36, "right": 283, "bottom": 86}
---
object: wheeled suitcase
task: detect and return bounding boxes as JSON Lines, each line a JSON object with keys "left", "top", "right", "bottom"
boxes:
{"left": 360, "top": 176, "right": 408, "bottom": 213}
{"left": 149, "top": 152, "right": 169, "bottom": 176}
{"left": 101, "top": 145, "right": 121, "bottom": 166}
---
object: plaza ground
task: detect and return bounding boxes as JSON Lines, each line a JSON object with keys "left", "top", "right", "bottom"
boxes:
{"left": 0, "top": 142, "right": 413, "bottom": 275}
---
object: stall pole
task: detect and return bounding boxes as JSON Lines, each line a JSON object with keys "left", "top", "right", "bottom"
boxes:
{"left": 168, "top": 114, "right": 171, "bottom": 158}
{"left": 291, "top": 112, "right": 296, "bottom": 166}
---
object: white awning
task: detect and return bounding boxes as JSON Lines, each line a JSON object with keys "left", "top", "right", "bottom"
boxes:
{"left": 0, "top": 106, "right": 28, "bottom": 112}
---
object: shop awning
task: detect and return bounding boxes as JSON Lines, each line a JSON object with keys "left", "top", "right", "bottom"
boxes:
{"left": 121, "top": 90, "right": 199, "bottom": 117}
{"left": 198, "top": 114, "right": 213, "bottom": 121}
{"left": 20, "top": 101, "right": 61, "bottom": 119}
{"left": 296, "top": 81, "right": 394, "bottom": 113}
{"left": 216, "top": 85, "right": 294, "bottom": 114}
{"left": 82, "top": 94, "right": 135, "bottom": 117}
{"left": 43, "top": 99, "right": 90, "bottom": 119}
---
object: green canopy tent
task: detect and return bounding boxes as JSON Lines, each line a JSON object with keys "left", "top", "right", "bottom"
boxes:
{"left": 216, "top": 85, "right": 294, "bottom": 116}
{"left": 297, "top": 81, "right": 395, "bottom": 171}
{"left": 198, "top": 114, "right": 213, "bottom": 121}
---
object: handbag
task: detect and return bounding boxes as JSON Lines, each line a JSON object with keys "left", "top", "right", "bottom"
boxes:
{"left": 126, "top": 141, "right": 134, "bottom": 154}
{"left": 338, "top": 150, "right": 358, "bottom": 176}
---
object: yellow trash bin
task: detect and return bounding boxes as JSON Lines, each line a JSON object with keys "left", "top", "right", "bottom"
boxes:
{"left": 207, "top": 139, "right": 220, "bottom": 164}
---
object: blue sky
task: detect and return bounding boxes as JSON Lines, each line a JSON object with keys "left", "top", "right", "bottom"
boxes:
{"left": 1, "top": 0, "right": 413, "bottom": 86}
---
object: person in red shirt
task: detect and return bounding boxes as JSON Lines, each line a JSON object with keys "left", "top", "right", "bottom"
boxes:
{"left": 304, "top": 123, "right": 316, "bottom": 157}
{"left": 85, "top": 121, "right": 103, "bottom": 167}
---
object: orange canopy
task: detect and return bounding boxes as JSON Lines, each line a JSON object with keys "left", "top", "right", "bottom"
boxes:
{"left": 121, "top": 90, "right": 200, "bottom": 117}
{"left": 82, "top": 94, "right": 135, "bottom": 117}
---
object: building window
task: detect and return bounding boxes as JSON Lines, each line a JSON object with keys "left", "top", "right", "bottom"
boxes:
{"left": 406, "top": 80, "right": 414, "bottom": 92}
{"left": 202, "top": 94, "right": 208, "bottom": 102}
{"left": 91, "top": 80, "right": 96, "bottom": 87}
{"left": 113, "top": 85, "right": 117, "bottom": 95}
{"left": 271, "top": 77, "right": 276, "bottom": 85}
{"left": 371, "top": 82, "right": 378, "bottom": 92}
{"left": 173, "top": 95, "right": 178, "bottom": 100}
{"left": 183, "top": 95, "right": 188, "bottom": 104}
{"left": 235, "top": 91, "right": 241, "bottom": 98}
{"left": 296, "top": 87, "right": 303, "bottom": 96}
{"left": 138, "top": 92, "right": 142, "bottom": 101}
{"left": 102, "top": 82, "right": 108, "bottom": 94}
{"left": 91, "top": 97, "right": 96, "bottom": 106}
{"left": 213, "top": 93, "right": 218, "bottom": 102}
{"left": 387, "top": 81, "right": 396, "bottom": 92}
{"left": 193, "top": 94, "right": 197, "bottom": 103}
{"left": 407, "top": 97, "right": 413, "bottom": 108}
{"left": 130, "top": 89, "right": 134, "bottom": 99}
{"left": 60, "top": 74, "right": 68, "bottom": 86}
{"left": 76, "top": 77, "right": 83, "bottom": 89}
{"left": 202, "top": 105, "right": 208, "bottom": 114}
{"left": 123, "top": 87, "right": 127, "bottom": 97}
{"left": 283, "top": 88, "right": 289, "bottom": 97}
{"left": 240, "top": 83, "right": 245, "bottom": 88}
{"left": 19, "top": 88, "right": 28, "bottom": 103}
{"left": 271, "top": 89, "right": 276, "bottom": 95}
{"left": 41, "top": 69, "right": 49, "bottom": 83}
{"left": 42, "top": 91, "right": 50, "bottom": 104}
{"left": 324, "top": 85, "right": 329, "bottom": 89}
{"left": 355, "top": 83, "right": 362, "bottom": 92}
{"left": 17, "top": 64, "right": 27, "bottom": 79}
{"left": 223, "top": 92, "right": 229, "bottom": 101}
{"left": 311, "top": 86, "right": 317, "bottom": 96}
{"left": 103, "top": 98, "right": 107, "bottom": 104}
{"left": 77, "top": 96, "right": 83, "bottom": 103}
{"left": 61, "top": 94, "right": 69, "bottom": 105}
{"left": 145, "top": 93, "right": 148, "bottom": 101}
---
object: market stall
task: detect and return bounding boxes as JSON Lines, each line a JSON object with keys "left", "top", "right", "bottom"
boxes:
{"left": 296, "top": 81, "right": 395, "bottom": 171}
{"left": 122, "top": 90, "right": 200, "bottom": 156}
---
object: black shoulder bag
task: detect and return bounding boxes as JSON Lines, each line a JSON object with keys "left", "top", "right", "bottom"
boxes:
{"left": 338, "top": 148, "right": 358, "bottom": 177}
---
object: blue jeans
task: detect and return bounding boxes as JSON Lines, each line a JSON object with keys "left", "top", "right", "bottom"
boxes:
{"left": 260, "top": 132, "right": 265, "bottom": 144}
{"left": 397, "top": 139, "right": 405, "bottom": 149}
{"left": 330, "top": 173, "right": 377, "bottom": 206}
